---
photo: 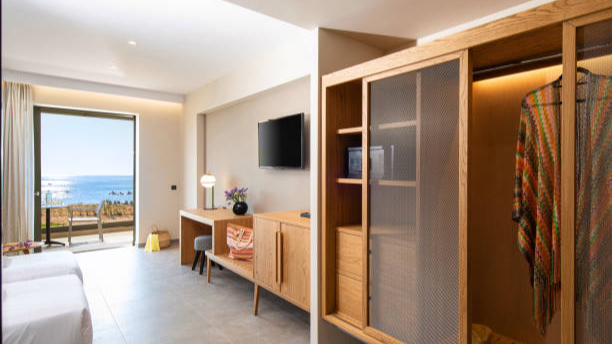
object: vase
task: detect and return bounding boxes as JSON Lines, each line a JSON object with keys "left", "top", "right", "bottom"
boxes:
{"left": 232, "top": 202, "right": 248, "bottom": 215}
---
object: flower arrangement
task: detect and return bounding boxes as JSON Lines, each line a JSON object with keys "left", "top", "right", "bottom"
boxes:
{"left": 225, "top": 187, "right": 248, "bottom": 205}
{"left": 5, "top": 239, "right": 34, "bottom": 251}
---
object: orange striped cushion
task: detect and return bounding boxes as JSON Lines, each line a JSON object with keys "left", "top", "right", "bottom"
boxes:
{"left": 227, "top": 223, "right": 254, "bottom": 261}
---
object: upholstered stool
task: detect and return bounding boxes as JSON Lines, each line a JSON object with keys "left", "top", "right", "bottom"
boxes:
{"left": 192, "top": 235, "right": 212, "bottom": 275}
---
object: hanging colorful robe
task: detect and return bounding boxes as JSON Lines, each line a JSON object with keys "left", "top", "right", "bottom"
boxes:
{"left": 513, "top": 78, "right": 562, "bottom": 334}
{"left": 513, "top": 72, "right": 612, "bottom": 337}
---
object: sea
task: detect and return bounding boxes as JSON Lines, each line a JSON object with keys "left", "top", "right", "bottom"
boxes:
{"left": 42, "top": 175, "right": 134, "bottom": 205}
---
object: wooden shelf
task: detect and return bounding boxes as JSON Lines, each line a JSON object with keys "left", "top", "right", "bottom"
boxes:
{"left": 377, "top": 120, "right": 417, "bottom": 130}
{"left": 205, "top": 250, "right": 253, "bottom": 281}
{"left": 336, "top": 224, "right": 362, "bottom": 235}
{"left": 337, "top": 178, "right": 362, "bottom": 185}
{"left": 372, "top": 179, "right": 416, "bottom": 187}
{"left": 337, "top": 126, "right": 363, "bottom": 135}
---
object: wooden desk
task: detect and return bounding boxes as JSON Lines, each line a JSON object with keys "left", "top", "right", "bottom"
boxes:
{"left": 179, "top": 209, "right": 253, "bottom": 265}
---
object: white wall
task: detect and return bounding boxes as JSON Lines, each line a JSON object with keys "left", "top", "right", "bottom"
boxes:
{"left": 182, "top": 39, "right": 313, "bottom": 210}
{"left": 31, "top": 85, "right": 183, "bottom": 244}
{"left": 204, "top": 76, "right": 310, "bottom": 213}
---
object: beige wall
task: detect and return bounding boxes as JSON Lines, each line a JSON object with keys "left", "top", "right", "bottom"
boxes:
{"left": 182, "top": 40, "right": 313, "bottom": 211}
{"left": 204, "top": 76, "right": 310, "bottom": 213}
{"left": 32, "top": 85, "right": 183, "bottom": 244}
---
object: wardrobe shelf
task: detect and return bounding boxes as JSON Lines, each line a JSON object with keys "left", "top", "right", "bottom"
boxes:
{"left": 377, "top": 120, "right": 417, "bottom": 130}
{"left": 337, "top": 178, "right": 363, "bottom": 185}
{"left": 336, "top": 224, "right": 362, "bottom": 235}
{"left": 337, "top": 126, "right": 363, "bottom": 135}
{"left": 372, "top": 179, "right": 416, "bottom": 187}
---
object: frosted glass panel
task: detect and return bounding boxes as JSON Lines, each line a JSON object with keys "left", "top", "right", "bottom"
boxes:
{"left": 369, "top": 59, "right": 460, "bottom": 344}
{"left": 575, "top": 19, "right": 612, "bottom": 344}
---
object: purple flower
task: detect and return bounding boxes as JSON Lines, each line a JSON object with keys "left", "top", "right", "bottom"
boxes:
{"left": 225, "top": 186, "right": 248, "bottom": 204}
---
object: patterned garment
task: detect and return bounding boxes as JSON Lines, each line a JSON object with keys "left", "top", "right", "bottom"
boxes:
{"left": 513, "top": 72, "right": 612, "bottom": 337}
{"left": 513, "top": 78, "right": 562, "bottom": 334}
{"left": 575, "top": 72, "right": 612, "bottom": 344}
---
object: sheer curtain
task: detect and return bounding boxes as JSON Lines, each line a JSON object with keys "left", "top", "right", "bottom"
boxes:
{"left": 1, "top": 82, "right": 34, "bottom": 243}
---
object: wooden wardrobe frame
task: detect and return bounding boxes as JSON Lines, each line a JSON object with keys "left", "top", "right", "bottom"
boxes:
{"left": 320, "top": 1, "right": 612, "bottom": 344}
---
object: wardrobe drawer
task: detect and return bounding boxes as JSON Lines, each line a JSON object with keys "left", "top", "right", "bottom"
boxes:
{"left": 336, "top": 229, "right": 362, "bottom": 280}
{"left": 336, "top": 273, "right": 362, "bottom": 326}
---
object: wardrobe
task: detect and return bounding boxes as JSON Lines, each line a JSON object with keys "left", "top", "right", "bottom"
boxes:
{"left": 320, "top": 2, "right": 612, "bottom": 344}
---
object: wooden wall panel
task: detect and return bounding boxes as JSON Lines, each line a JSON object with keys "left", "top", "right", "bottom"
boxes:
{"left": 470, "top": 64, "right": 563, "bottom": 344}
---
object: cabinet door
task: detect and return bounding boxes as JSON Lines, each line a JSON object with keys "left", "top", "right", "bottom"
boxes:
{"left": 280, "top": 223, "right": 310, "bottom": 310}
{"left": 570, "top": 17, "right": 612, "bottom": 344}
{"left": 254, "top": 217, "right": 280, "bottom": 292}
{"left": 365, "top": 57, "right": 461, "bottom": 344}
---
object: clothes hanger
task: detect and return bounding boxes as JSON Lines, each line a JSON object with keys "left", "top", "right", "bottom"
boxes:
{"left": 553, "top": 67, "right": 592, "bottom": 86}
{"left": 534, "top": 68, "right": 595, "bottom": 105}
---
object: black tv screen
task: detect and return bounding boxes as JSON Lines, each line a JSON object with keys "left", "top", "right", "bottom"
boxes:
{"left": 258, "top": 113, "right": 304, "bottom": 169}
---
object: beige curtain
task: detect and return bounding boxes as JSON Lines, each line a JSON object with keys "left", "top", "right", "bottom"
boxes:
{"left": 1, "top": 82, "right": 34, "bottom": 243}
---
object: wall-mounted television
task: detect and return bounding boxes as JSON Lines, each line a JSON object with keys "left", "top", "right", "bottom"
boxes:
{"left": 258, "top": 113, "right": 304, "bottom": 169}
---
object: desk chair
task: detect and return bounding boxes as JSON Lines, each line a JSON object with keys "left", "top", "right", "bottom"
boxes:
{"left": 192, "top": 235, "right": 212, "bottom": 275}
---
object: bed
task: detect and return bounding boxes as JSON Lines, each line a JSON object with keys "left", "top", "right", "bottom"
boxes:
{"left": 2, "top": 275, "right": 93, "bottom": 344}
{"left": 3, "top": 250, "right": 83, "bottom": 283}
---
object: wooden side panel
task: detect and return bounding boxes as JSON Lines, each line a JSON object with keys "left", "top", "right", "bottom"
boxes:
{"left": 336, "top": 273, "right": 363, "bottom": 326}
{"left": 254, "top": 216, "right": 280, "bottom": 292}
{"left": 561, "top": 21, "right": 576, "bottom": 344}
{"left": 336, "top": 229, "right": 363, "bottom": 280}
{"left": 361, "top": 78, "right": 370, "bottom": 328}
{"left": 459, "top": 49, "right": 472, "bottom": 344}
{"left": 180, "top": 216, "right": 212, "bottom": 265}
{"left": 281, "top": 223, "right": 310, "bottom": 310}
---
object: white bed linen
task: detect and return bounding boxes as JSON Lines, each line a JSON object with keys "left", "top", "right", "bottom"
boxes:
{"left": 2, "top": 275, "right": 93, "bottom": 344}
{"left": 3, "top": 251, "right": 83, "bottom": 283}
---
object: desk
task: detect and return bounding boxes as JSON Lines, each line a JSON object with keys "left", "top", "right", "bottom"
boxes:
{"left": 41, "top": 205, "right": 67, "bottom": 247}
{"left": 179, "top": 209, "right": 253, "bottom": 265}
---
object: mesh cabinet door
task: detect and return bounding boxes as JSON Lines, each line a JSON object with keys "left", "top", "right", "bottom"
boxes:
{"left": 574, "top": 18, "right": 612, "bottom": 344}
{"left": 368, "top": 59, "right": 460, "bottom": 344}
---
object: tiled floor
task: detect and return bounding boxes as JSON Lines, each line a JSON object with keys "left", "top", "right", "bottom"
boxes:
{"left": 76, "top": 243, "right": 310, "bottom": 344}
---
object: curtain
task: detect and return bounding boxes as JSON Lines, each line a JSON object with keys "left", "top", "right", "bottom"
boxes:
{"left": 1, "top": 82, "right": 34, "bottom": 243}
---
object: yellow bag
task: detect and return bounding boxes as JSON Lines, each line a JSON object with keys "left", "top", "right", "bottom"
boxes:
{"left": 145, "top": 234, "right": 160, "bottom": 252}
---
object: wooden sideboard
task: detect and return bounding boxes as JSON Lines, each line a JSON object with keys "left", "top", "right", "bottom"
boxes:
{"left": 253, "top": 210, "right": 310, "bottom": 311}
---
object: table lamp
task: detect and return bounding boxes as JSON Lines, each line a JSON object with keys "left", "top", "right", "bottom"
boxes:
{"left": 200, "top": 174, "right": 217, "bottom": 210}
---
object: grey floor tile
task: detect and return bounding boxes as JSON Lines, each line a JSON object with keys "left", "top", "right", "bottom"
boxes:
{"left": 75, "top": 243, "right": 309, "bottom": 344}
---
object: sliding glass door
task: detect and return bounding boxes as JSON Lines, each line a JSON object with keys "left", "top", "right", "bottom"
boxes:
{"left": 34, "top": 107, "right": 136, "bottom": 249}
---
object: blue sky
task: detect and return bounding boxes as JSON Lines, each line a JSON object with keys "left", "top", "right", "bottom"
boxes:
{"left": 41, "top": 113, "right": 134, "bottom": 176}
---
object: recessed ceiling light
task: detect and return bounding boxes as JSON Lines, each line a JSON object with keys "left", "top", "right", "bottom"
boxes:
{"left": 109, "top": 66, "right": 118, "bottom": 70}
{"left": 127, "top": 40, "right": 136, "bottom": 45}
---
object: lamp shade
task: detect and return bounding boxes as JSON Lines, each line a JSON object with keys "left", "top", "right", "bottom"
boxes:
{"left": 200, "top": 174, "right": 216, "bottom": 188}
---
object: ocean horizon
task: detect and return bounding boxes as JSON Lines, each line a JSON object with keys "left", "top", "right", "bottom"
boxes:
{"left": 42, "top": 175, "right": 134, "bottom": 205}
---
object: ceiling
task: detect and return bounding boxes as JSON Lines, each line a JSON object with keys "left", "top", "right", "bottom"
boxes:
{"left": 224, "top": 0, "right": 539, "bottom": 40}
{"left": 2, "top": 0, "right": 541, "bottom": 97}
{"left": 1, "top": 0, "right": 310, "bottom": 95}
